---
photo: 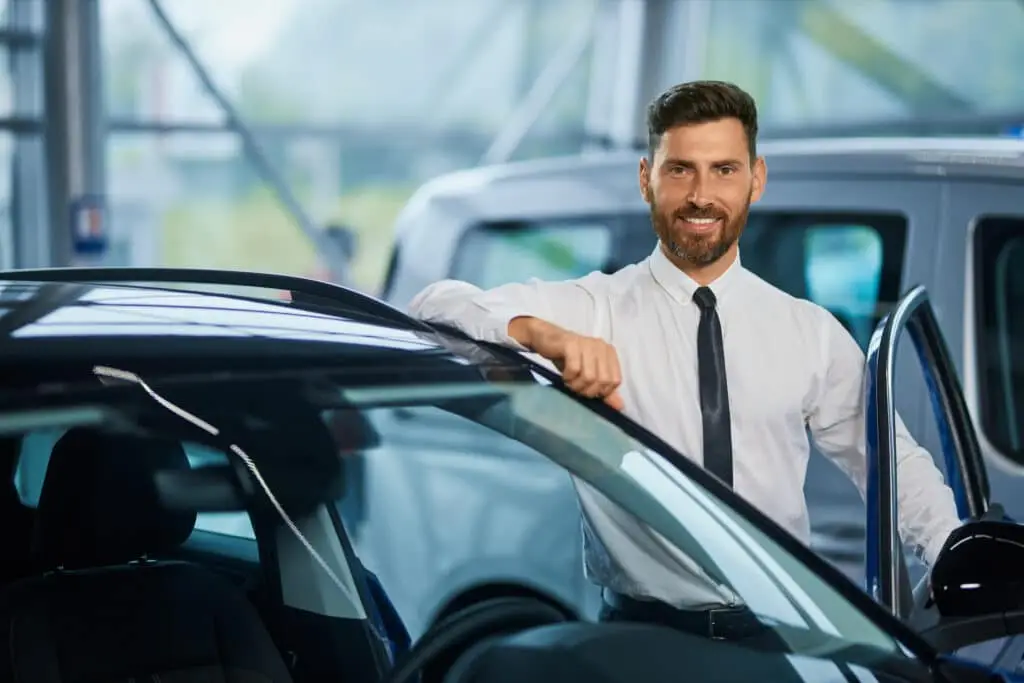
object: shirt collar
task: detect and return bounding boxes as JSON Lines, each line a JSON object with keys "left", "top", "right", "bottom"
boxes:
{"left": 648, "top": 241, "right": 744, "bottom": 307}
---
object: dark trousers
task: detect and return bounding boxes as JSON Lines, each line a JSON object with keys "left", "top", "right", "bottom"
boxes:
{"left": 599, "top": 589, "right": 782, "bottom": 647}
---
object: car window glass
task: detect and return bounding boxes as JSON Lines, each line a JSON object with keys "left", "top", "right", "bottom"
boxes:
{"left": 331, "top": 403, "right": 571, "bottom": 635}
{"left": 974, "top": 216, "right": 1024, "bottom": 463}
{"left": 739, "top": 213, "right": 907, "bottom": 350}
{"left": 334, "top": 382, "right": 908, "bottom": 660}
{"left": 452, "top": 221, "right": 613, "bottom": 289}
{"left": 13, "top": 428, "right": 253, "bottom": 539}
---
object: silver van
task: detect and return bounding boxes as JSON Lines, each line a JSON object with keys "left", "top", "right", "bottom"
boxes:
{"left": 366, "top": 136, "right": 1024, "bottom": 637}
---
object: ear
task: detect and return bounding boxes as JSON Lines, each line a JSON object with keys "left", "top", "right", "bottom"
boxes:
{"left": 750, "top": 156, "right": 767, "bottom": 203}
{"left": 638, "top": 157, "right": 652, "bottom": 204}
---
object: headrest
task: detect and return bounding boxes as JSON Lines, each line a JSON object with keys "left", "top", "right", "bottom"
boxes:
{"left": 33, "top": 428, "right": 197, "bottom": 569}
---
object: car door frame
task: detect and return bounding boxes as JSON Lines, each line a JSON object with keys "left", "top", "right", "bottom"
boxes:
{"left": 864, "top": 284, "right": 990, "bottom": 615}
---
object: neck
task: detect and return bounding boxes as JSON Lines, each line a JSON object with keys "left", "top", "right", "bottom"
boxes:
{"left": 661, "top": 243, "right": 738, "bottom": 286}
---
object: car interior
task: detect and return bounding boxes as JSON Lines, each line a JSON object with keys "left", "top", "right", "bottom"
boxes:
{"left": 0, "top": 393, "right": 393, "bottom": 683}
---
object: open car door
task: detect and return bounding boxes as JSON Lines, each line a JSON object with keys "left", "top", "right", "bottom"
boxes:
{"left": 864, "top": 285, "right": 1024, "bottom": 662}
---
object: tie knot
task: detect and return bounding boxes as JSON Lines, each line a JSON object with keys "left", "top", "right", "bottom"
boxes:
{"left": 693, "top": 286, "right": 716, "bottom": 311}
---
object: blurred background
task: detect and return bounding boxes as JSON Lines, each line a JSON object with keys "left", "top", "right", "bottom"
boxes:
{"left": 4, "top": 0, "right": 1023, "bottom": 291}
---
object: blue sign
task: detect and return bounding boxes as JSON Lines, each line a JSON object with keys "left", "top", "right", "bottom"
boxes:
{"left": 70, "top": 195, "right": 108, "bottom": 257}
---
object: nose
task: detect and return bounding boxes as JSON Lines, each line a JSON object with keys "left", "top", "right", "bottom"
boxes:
{"left": 686, "top": 191, "right": 713, "bottom": 209}
{"left": 686, "top": 175, "right": 712, "bottom": 208}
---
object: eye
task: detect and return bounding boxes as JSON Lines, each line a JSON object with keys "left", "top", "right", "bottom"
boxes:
{"left": 718, "top": 165, "right": 737, "bottom": 176}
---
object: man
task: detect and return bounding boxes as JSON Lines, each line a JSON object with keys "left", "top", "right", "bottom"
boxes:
{"left": 407, "top": 81, "right": 961, "bottom": 638}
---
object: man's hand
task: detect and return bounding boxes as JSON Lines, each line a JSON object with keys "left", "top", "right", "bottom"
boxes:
{"left": 509, "top": 316, "right": 625, "bottom": 410}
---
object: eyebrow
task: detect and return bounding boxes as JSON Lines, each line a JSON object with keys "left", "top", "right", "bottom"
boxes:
{"left": 661, "top": 156, "right": 746, "bottom": 168}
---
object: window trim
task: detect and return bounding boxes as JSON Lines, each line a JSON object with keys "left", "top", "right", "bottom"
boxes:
{"left": 971, "top": 214, "right": 1024, "bottom": 465}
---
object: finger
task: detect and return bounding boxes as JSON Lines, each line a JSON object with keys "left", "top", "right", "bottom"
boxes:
{"left": 604, "top": 390, "right": 625, "bottom": 411}
{"left": 579, "top": 345, "right": 600, "bottom": 391}
{"left": 561, "top": 342, "right": 581, "bottom": 381}
{"left": 589, "top": 348, "right": 618, "bottom": 401}
{"left": 606, "top": 345, "right": 623, "bottom": 387}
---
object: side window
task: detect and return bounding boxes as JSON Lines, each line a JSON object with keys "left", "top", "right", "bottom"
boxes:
{"left": 452, "top": 220, "right": 614, "bottom": 289}
{"left": 14, "top": 430, "right": 255, "bottom": 540}
{"left": 974, "top": 216, "right": 1024, "bottom": 462}
{"left": 740, "top": 212, "right": 907, "bottom": 350}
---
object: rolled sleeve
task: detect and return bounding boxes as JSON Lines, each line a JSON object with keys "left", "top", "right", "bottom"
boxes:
{"left": 407, "top": 277, "right": 601, "bottom": 348}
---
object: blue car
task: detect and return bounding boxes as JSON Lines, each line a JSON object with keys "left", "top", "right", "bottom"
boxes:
{"left": 0, "top": 266, "right": 1019, "bottom": 683}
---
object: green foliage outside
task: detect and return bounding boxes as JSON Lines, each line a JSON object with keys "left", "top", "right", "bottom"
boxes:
{"left": 159, "top": 184, "right": 414, "bottom": 293}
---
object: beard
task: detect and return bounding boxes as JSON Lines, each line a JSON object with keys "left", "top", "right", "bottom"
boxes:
{"left": 651, "top": 195, "right": 750, "bottom": 267}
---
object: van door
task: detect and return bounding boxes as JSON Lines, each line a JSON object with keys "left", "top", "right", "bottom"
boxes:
{"left": 940, "top": 183, "right": 1024, "bottom": 523}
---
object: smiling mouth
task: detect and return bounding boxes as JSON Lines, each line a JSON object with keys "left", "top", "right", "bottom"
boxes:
{"left": 678, "top": 216, "right": 722, "bottom": 231}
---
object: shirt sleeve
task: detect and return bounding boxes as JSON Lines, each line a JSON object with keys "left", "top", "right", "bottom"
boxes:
{"left": 805, "top": 309, "right": 961, "bottom": 566}
{"left": 406, "top": 276, "right": 602, "bottom": 349}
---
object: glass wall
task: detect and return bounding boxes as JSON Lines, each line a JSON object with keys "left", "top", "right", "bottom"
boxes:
{"left": 698, "top": 0, "right": 1024, "bottom": 131}
{"left": 100, "top": 0, "right": 598, "bottom": 293}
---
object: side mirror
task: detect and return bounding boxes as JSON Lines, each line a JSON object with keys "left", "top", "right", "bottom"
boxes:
{"left": 930, "top": 518, "right": 1024, "bottom": 617}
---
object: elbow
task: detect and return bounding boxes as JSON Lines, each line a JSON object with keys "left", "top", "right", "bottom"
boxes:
{"left": 406, "top": 279, "right": 480, "bottom": 320}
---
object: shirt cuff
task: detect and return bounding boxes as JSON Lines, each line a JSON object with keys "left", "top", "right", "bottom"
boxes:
{"left": 923, "top": 517, "right": 961, "bottom": 566}
{"left": 477, "top": 308, "right": 532, "bottom": 350}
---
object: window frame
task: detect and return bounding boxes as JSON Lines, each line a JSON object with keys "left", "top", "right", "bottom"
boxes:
{"left": 972, "top": 215, "right": 1024, "bottom": 464}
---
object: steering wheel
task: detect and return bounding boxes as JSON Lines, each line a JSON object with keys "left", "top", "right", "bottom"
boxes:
{"left": 384, "top": 596, "right": 570, "bottom": 683}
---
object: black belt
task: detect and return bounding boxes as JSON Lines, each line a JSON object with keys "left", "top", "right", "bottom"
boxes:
{"left": 602, "top": 589, "right": 767, "bottom": 641}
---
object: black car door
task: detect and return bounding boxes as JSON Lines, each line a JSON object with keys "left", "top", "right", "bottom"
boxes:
{"left": 863, "top": 285, "right": 992, "bottom": 616}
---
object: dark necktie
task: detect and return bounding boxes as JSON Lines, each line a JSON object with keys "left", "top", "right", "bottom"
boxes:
{"left": 693, "top": 286, "right": 733, "bottom": 487}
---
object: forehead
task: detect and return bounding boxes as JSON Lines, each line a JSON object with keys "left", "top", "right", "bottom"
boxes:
{"left": 653, "top": 118, "right": 749, "bottom": 162}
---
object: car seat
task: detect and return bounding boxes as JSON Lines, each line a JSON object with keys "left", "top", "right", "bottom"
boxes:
{"left": 0, "top": 427, "right": 294, "bottom": 682}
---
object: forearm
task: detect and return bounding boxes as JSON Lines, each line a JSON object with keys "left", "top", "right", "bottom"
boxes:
{"left": 894, "top": 432, "right": 962, "bottom": 566}
{"left": 408, "top": 278, "right": 598, "bottom": 347}
{"left": 408, "top": 280, "right": 527, "bottom": 347}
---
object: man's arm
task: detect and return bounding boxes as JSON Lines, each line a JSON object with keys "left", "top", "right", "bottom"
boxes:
{"left": 408, "top": 276, "right": 602, "bottom": 348}
{"left": 806, "top": 310, "right": 960, "bottom": 566}
{"left": 408, "top": 275, "right": 625, "bottom": 408}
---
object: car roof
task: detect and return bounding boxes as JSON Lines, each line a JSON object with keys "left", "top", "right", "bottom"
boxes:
{"left": 413, "top": 136, "right": 1024, "bottom": 201}
{"left": 0, "top": 268, "right": 525, "bottom": 395}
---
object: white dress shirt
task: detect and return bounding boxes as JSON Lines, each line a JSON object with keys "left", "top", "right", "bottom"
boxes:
{"left": 408, "top": 243, "right": 961, "bottom": 608}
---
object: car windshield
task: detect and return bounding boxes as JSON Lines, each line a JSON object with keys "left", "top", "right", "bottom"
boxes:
{"left": 11, "top": 367, "right": 915, "bottom": 670}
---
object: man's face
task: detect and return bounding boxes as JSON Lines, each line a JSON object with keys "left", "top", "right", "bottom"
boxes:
{"left": 639, "top": 118, "right": 766, "bottom": 268}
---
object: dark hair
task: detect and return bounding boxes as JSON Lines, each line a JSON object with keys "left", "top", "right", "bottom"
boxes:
{"left": 646, "top": 80, "right": 759, "bottom": 161}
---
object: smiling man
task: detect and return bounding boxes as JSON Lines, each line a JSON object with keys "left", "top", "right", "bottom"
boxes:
{"left": 407, "top": 80, "right": 961, "bottom": 639}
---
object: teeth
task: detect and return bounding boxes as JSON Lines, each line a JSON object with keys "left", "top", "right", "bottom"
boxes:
{"left": 685, "top": 217, "right": 718, "bottom": 224}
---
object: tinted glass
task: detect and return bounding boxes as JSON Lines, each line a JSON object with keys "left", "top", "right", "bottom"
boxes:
{"left": 452, "top": 220, "right": 613, "bottom": 289}
{"left": 974, "top": 216, "right": 1024, "bottom": 461}
{"left": 739, "top": 212, "right": 907, "bottom": 350}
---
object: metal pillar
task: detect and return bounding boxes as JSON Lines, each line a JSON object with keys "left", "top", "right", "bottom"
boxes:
{"left": 583, "top": 0, "right": 711, "bottom": 152}
{"left": 43, "top": 0, "right": 105, "bottom": 267}
{"left": 6, "top": 0, "right": 47, "bottom": 270}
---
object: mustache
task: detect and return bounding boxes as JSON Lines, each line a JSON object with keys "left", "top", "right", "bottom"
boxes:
{"left": 673, "top": 205, "right": 726, "bottom": 220}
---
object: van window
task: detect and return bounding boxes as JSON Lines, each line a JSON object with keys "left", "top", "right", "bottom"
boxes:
{"left": 740, "top": 212, "right": 908, "bottom": 350}
{"left": 448, "top": 212, "right": 906, "bottom": 351}
{"left": 452, "top": 220, "right": 614, "bottom": 289}
{"left": 974, "top": 216, "right": 1024, "bottom": 461}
